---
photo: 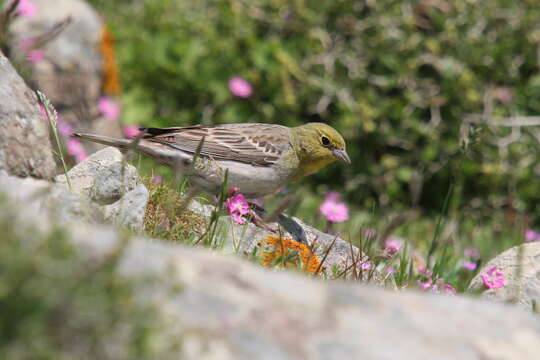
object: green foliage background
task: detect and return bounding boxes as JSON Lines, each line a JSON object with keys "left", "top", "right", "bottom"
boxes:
{"left": 90, "top": 0, "right": 540, "bottom": 220}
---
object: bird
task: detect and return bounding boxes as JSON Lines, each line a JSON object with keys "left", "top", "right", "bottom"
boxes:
{"left": 73, "top": 122, "right": 351, "bottom": 199}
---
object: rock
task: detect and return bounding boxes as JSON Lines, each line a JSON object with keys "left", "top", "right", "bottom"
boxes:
{"left": 8, "top": 0, "right": 123, "bottom": 153}
{"left": 468, "top": 243, "right": 540, "bottom": 311}
{"left": 56, "top": 223, "right": 540, "bottom": 359}
{"left": 102, "top": 184, "right": 149, "bottom": 232}
{"left": 55, "top": 147, "right": 138, "bottom": 205}
{"left": 0, "top": 51, "right": 56, "bottom": 179}
{"left": 0, "top": 171, "right": 101, "bottom": 226}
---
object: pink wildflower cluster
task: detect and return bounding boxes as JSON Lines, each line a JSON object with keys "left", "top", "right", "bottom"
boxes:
{"left": 319, "top": 191, "right": 349, "bottom": 223}
{"left": 418, "top": 280, "right": 456, "bottom": 294}
{"left": 225, "top": 193, "right": 250, "bottom": 225}
{"left": 480, "top": 266, "right": 505, "bottom": 289}
{"left": 228, "top": 76, "right": 253, "bottom": 98}
{"left": 525, "top": 229, "right": 540, "bottom": 242}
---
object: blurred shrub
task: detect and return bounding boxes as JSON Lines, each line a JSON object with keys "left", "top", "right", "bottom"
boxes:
{"left": 89, "top": 0, "right": 540, "bottom": 219}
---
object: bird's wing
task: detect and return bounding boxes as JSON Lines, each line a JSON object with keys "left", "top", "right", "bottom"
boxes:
{"left": 141, "top": 124, "right": 292, "bottom": 166}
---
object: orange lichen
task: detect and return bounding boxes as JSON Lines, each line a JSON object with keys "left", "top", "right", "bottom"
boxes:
{"left": 100, "top": 27, "right": 121, "bottom": 95}
{"left": 259, "top": 235, "right": 321, "bottom": 274}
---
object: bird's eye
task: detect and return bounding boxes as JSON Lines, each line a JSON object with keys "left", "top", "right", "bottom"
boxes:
{"left": 321, "top": 136, "right": 330, "bottom": 147}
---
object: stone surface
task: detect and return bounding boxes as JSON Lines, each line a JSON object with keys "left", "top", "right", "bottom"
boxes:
{"left": 8, "top": 0, "right": 122, "bottom": 152}
{"left": 55, "top": 147, "right": 138, "bottom": 205}
{"left": 102, "top": 184, "right": 149, "bottom": 232}
{"left": 468, "top": 243, "right": 540, "bottom": 311}
{"left": 0, "top": 171, "right": 101, "bottom": 226}
{"left": 0, "top": 51, "right": 56, "bottom": 179}
{"left": 2, "top": 167, "right": 540, "bottom": 359}
{"left": 59, "top": 224, "right": 540, "bottom": 360}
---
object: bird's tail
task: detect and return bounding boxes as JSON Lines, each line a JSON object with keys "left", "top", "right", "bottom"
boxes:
{"left": 73, "top": 133, "right": 133, "bottom": 149}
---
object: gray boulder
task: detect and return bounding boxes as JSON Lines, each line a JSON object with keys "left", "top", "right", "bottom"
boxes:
{"left": 468, "top": 242, "right": 540, "bottom": 311}
{"left": 55, "top": 147, "right": 138, "bottom": 205}
{"left": 102, "top": 184, "right": 149, "bottom": 232}
{"left": 47, "top": 221, "right": 540, "bottom": 360}
{"left": 0, "top": 51, "right": 56, "bottom": 179}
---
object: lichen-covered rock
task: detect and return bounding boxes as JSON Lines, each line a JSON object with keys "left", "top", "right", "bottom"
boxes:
{"left": 0, "top": 52, "right": 56, "bottom": 179}
{"left": 102, "top": 184, "right": 149, "bottom": 232}
{"left": 468, "top": 243, "right": 540, "bottom": 311}
{"left": 55, "top": 147, "right": 138, "bottom": 204}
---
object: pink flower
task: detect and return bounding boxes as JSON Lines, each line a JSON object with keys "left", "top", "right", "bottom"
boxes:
{"left": 66, "top": 138, "right": 84, "bottom": 156}
{"left": 360, "top": 261, "right": 372, "bottom": 271}
{"left": 525, "top": 229, "right": 540, "bottom": 242}
{"left": 66, "top": 138, "right": 87, "bottom": 163}
{"left": 442, "top": 284, "right": 456, "bottom": 294}
{"left": 228, "top": 76, "right": 253, "bottom": 98}
{"left": 123, "top": 125, "right": 140, "bottom": 138}
{"left": 386, "top": 266, "right": 396, "bottom": 275}
{"left": 384, "top": 237, "right": 402, "bottom": 256}
{"left": 16, "top": 0, "right": 37, "bottom": 17}
{"left": 19, "top": 38, "right": 36, "bottom": 51}
{"left": 480, "top": 266, "right": 505, "bottom": 289}
{"left": 57, "top": 122, "right": 74, "bottom": 136}
{"left": 75, "top": 152, "right": 87, "bottom": 163}
{"left": 26, "top": 49, "right": 45, "bottom": 63}
{"left": 152, "top": 176, "right": 162, "bottom": 184}
{"left": 462, "top": 261, "right": 477, "bottom": 271}
{"left": 98, "top": 96, "right": 121, "bottom": 121}
{"left": 464, "top": 248, "right": 480, "bottom": 259}
{"left": 418, "top": 280, "right": 433, "bottom": 291}
{"left": 225, "top": 193, "right": 250, "bottom": 225}
{"left": 319, "top": 194, "right": 349, "bottom": 223}
{"left": 228, "top": 187, "right": 240, "bottom": 195}
{"left": 418, "top": 265, "right": 433, "bottom": 278}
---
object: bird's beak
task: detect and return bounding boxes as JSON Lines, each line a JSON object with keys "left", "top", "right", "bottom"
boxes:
{"left": 333, "top": 148, "right": 351, "bottom": 164}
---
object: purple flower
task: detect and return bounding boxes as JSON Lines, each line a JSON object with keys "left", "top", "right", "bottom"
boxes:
{"left": 464, "top": 248, "right": 480, "bottom": 259}
{"left": 525, "top": 229, "right": 540, "bottom": 242}
{"left": 123, "top": 125, "right": 140, "bottom": 138}
{"left": 480, "top": 266, "right": 505, "bottom": 289}
{"left": 98, "top": 96, "right": 121, "bottom": 121}
{"left": 16, "top": 0, "right": 37, "bottom": 17}
{"left": 225, "top": 193, "right": 250, "bottom": 225}
{"left": 319, "top": 191, "right": 349, "bottom": 223}
{"left": 152, "top": 176, "right": 162, "bottom": 184}
{"left": 462, "top": 261, "right": 477, "bottom": 271}
{"left": 228, "top": 76, "right": 253, "bottom": 98}
{"left": 26, "top": 49, "right": 45, "bottom": 63}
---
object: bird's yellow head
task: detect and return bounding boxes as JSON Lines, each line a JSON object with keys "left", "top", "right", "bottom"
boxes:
{"left": 291, "top": 122, "right": 351, "bottom": 178}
